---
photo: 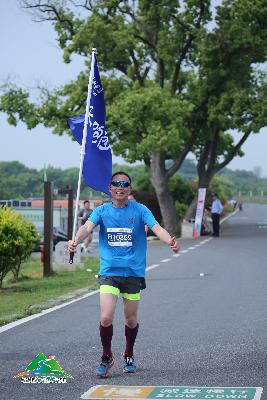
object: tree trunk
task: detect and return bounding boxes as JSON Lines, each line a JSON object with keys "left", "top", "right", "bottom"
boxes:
{"left": 184, "top": 196, "right": 198, "bottom": 221}
{"left": 11, "top": 263, "right": 20, "bottom": 282}
{"left": 150, "top": 152, "right": 181, "bottom": 236}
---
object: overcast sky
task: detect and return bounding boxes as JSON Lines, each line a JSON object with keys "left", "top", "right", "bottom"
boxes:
{"left": 0, "top": 1, "right": 266, "bottom": 176}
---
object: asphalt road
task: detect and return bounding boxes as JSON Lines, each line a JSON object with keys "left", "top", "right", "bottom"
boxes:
{"left": 1, "top": 204, "right": 266, "bottom": 400}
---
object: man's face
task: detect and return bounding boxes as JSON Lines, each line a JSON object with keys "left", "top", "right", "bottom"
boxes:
{"left": 110, "top": 174, "right": 131, "bottom": 202}
{"left": 84, "top": 202, "right": 90, "bottom": 210}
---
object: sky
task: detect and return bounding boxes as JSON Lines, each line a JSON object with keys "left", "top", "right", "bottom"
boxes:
{"left": 0, "top": 1, "right": 267, "bottom": 177}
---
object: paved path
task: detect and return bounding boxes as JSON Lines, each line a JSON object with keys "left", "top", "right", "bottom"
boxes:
{"left": 0, "top": 204, "right": 266, "bottom": 399}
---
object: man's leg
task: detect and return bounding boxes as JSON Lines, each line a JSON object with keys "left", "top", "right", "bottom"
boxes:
{"left": 96, "top": 291, "right": 118, "bottom": 378}
{"left": 214, "top": 213, "right": 220, "bottom": 236}
{"left": 122, "top": 297, "right": 139, "bottom": 373}
{"left": 212, "top": 213, "right": 220, "bottom": 236}
{"left": 100, "top": 292, "right": 118, "bottom": 355}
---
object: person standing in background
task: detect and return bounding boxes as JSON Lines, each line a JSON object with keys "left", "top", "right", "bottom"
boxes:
{"left": 211, "top": 193, "right": 224, "bottom": 237}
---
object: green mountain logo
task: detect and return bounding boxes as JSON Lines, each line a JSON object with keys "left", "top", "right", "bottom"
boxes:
{"left": 13, "top": 352, "right": 73, "bottom": 379}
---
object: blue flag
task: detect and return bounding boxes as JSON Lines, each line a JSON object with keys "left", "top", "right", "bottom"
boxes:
{"left": 67, "top": 54, "right": 112, "bottom": 195}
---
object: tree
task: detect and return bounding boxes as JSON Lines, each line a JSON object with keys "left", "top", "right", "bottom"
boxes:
{"left": 184, "top": 0, "right": 267, "bottom": 218}
{"left": 1, "top": 0, "right": 267, "bottom": 234}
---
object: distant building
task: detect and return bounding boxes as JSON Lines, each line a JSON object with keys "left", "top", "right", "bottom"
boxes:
{"left": 0, "top": 198, "right": 107, "bottom": 232}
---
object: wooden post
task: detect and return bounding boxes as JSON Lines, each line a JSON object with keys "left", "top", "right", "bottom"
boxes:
{"left": 58, "top": 186, "right": 73, "bottom": 240}
{"left": 44, "top": 181, "right": 53, "bottom": 277}
{"left": 67, "top": 187, "right": 73, "bottom": 240}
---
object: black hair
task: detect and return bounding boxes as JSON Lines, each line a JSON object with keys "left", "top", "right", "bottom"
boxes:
{"left": 83, "top": 200, "right": 89, "bottom": 205}
{"left": 111, "top": 171, "right": 132, "bottom": 184}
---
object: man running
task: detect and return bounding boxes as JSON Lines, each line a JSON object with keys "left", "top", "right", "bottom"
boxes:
{"left": 68, "top": 171, "right": 180, "bottom": 378}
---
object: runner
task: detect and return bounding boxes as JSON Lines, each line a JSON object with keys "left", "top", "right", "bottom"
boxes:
{"left": 68, "top": 171, "right": 180, "bottom": 378}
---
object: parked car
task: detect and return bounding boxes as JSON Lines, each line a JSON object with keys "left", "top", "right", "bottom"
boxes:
{"left": 52, "top": 227, "right": 68, "bottom": 247}
{"left": 36, "top": 226, "right": 68, "bottom": 251}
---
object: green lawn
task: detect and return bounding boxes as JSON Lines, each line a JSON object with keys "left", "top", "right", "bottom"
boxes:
{"left": 0, "top": 257, "right": 100, "bottom": 326}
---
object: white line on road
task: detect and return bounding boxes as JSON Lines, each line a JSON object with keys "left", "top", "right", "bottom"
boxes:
{"left": 161, "top": 258, "right": 171, "bottom": 263}
{"left": 188, "top": 246, "right": 196, "bottom": 250}
{"left": 146, "top": 264, "right": 160, "bottom": 271}
{"left": 180, "top": 250, "right": 189, "bottom": 253}
{"left": 220, "top": 208, "right": 239, "bottom": 223}
{"left": 203, "top": 237, "right": 212, "bottom": 243}
{"left": 0, "top": 289, "right": 100, "bottom": 334}
{"left": 173, "top": 253, "right": 180, "bottom": 257}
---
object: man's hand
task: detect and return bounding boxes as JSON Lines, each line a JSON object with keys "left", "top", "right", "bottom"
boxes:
{"left": 68, "top": 240, "right": 77, "bottom": 253}
{"left": 169, "top": 236, "right": 180, "bottom": 253}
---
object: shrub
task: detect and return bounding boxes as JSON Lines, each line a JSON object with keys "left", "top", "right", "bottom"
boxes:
{"left": 0, "top": 207, "right": 39, "bottom": 286}
{"left": 175, "top": 202, "right": 188, "bottom": 220}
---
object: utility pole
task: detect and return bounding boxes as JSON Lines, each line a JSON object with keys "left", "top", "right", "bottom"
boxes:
{"left": 43, "top": 181, "right": 53, "bottom": 277}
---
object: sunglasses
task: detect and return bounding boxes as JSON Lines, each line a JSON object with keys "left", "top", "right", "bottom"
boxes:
{"left": 111, "top": 180, "right": 130, "bottom": 188}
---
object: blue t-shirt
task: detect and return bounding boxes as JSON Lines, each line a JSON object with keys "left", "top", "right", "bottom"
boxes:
{"left": 88, "top": 201, "right": 158, "bottom": 277}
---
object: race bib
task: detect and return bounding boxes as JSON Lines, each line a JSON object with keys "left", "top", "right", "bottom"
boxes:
{"left": 107, "top": 228, "right": 133, "bottom": 247}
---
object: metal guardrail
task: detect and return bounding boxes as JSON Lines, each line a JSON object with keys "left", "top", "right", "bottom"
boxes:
{"left": 236, "top": 196, "right": 267, "bottom": 204}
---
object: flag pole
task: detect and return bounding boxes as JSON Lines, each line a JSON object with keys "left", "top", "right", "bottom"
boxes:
{"left": 69, "top": 48, "right": 97, "bottom": 264}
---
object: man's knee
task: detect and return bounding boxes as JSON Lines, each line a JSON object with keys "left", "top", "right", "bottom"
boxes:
{"left": 101, "top": 315, "right": 114, "bottom": 327}
{"left": 125, "top": 315, "right": 138, "bottom": 328}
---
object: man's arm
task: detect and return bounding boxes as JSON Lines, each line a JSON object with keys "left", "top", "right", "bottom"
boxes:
{"left": 68, "top": 221, "right": 95, "bottom": 252}
{"left": 151, "top": 224, "right": 180, "bottom": 253}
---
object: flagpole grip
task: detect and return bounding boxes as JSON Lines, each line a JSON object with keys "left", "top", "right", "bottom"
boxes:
{"left": 69, "top": 251, "right": 75, "bottom": 264}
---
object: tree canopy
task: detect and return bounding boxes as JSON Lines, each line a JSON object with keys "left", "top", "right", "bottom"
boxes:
{"left": 1, "top": 0, "right": 266, "bottom": 234}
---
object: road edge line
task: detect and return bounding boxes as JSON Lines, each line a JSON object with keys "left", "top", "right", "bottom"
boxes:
{"left": 0, "top": 289, "right": 99, "bottom": 334}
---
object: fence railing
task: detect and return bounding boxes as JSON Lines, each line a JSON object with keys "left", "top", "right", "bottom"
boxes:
{"left": 236, "top": 195, "right": 267, "bottom": 204}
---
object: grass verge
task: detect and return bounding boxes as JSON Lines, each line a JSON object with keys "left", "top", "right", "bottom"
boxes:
{"left": 0, "top": 256, "right": 99, "bottom": 326}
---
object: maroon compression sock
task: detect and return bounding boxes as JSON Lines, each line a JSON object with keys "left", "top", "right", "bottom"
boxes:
{"left": 99, "top": 323, "right": 113, "bottom": 357}
{"left": 124, "top": 323, "right": 139, "bottom": 356}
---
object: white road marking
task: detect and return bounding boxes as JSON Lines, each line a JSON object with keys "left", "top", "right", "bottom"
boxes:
{"left": 0, "top": 289, "right": 100, "bottom": 334}
{"left": 161, "top": 258, "right": 171, "bottom": 263}
{"left": 146, "top": 264, "right": 160, "bottom": 271}
{"left": 173, "top": 253, "right": 180, "bottom": 257}
{"left": 220, "top": 208, "right": 239, "bottom": 222}
{"left": 180, "top": 250, "right": 189, "bottom": 253}
{"left": 188, "top": 246, "right": 196, "bottom": 250}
